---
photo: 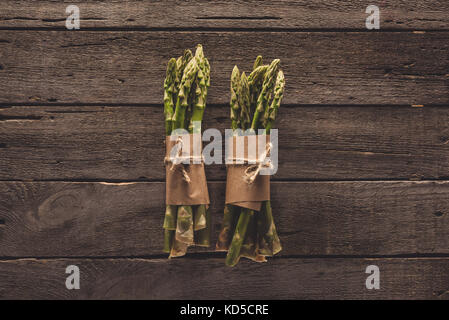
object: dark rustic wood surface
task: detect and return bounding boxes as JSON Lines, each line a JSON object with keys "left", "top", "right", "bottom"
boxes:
{"left": 3, "top": 105, "right": 449, "bottom": 180}
{"left": 0, "top": 0, "right": 448, "bottom": 300}
{"left": 0, "top": 258, "right": 448, "bottom": 299}
{"left": 0, "top": 1, "right": 448, "bottom": 30}
{"left": 0, "top": 31, "right": 447, "bottom": 105}
{"left": 0, "top": 181, "right": 447, "bottom": 257}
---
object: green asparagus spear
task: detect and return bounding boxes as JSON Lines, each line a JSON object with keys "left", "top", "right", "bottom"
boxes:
{"left": 230, "top": 66, "right": 241, "bottom": 131}
{"left": 253, "top": 55, "right": 263, "bottom": 70}
{"left": 248, "top": 64, "right": 268, "bottom": 114}
{"left": 190, "top": 44, "right": 210, "bottom": 134}
{"left": 163, "top": 59, "right": 178, "bottom": 252}
{"left": 258, "top": 200, "right": 282, "bottom": 256}
{"left": 163, "top": 205, "right": 177, "bottom": 253}
{"left": 226, "top": 208, "right": 254, "bottom": 266}
{"left": 189, "top": 45, "right": 211, "bottom": 246}
{"left": 173, "top": 57, "right": 198, "bottom": 131}
{"left": 164, "top": 58, "right": 177, "bottom": 136}
{"left": 251, "top": 59, "right": 280, "bottom": 130}
{"left": 175, "top": 49, "right": 193, "bottom": 89}
{"left": 241, "top": 210, "right": 266, "bottom": 262}
{"left": 264, "top": 70, "right": 285, "bottom": 131}
{"left": 163, "top": 229, "right": 175, "bottom": 253}
{"left": 238, "top": 72, "right": 251, "bottom": 131}
{"left": 259, "top": 71, "right": 284, "bottom": 256}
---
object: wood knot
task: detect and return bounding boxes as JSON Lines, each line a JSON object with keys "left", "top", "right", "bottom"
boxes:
{"left": 433, "top": 211, "right": 445, "bottom": 217}
{"left": 37, "top": 189, "right": 86, "bottom": 227}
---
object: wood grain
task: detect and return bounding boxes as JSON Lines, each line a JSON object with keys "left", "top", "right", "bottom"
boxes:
{"left": 0, "top": 181, "right": 447, "bottom": 257}
{"left": 0, "top": 31, "right": 447, "bottom": 105}
{"left": 0, "top": 1, "right": 448, "bottom": 30}
{"left": 0, "top": 257, "right": 448, "bottom": 299}
{"left": 3, "top": 105, "right": 449, "bottom": 180}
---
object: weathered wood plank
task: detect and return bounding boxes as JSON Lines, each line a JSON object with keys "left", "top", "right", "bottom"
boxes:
{"left": 0, "top": 257, "right": 448, "bottom": 299}
{"left": 0, "top": 1, "right": 448, "bottom": 30}
{"left": 0, "top": 31, "right": 447, "bottom": 105}
{"left": 0, "top": 181, "right": 447, "bottom": 257}
{"left": 3, "top": 105, "right": 449, "bottom": 180}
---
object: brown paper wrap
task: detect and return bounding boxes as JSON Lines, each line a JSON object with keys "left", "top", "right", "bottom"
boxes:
{"left": 225, "top": 135, "right": 271, "bottom": 211}
{"left": 165, "top": 134, "right": 210, "bottom": 206}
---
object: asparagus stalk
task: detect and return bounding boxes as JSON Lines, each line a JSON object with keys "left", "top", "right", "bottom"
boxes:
{"left": 190, "top": 44, "right": 209, "bottom": 133}
{"left": 251, "top": 59, "right": 280, "bottom": 130}
{"left": 190, "top": 45, "right": 211, "bottom": 246}
{"left": 230, "top": 66, "right": 241, "bottom": 131}
{"left": 164, "top": 58, "right": 177, "bottom": 136}
{"left": 225, "top": 208, "right": 253, "bottom": 266}
{"left": 223, "top": 67, "right": 251, "bottom": 263}
{"left": 253, "top": 55, "right": 263, "bottom": 70}
{"left": 175, "top": 49, "right": 193, "bottom": 90}
{"left": 163, "top": 59, "right": 177, "bottom": 252}
{"left": 163, "top": 229, "right": 175, "bottom": 253}
{"left": 218, "top": 67, "right": 244, "bottom": 252}
{"left": 173, "top": 57, "right": 199, "bottom": 131}
{"left": 240, "top": 210, "right": 266, "bottom": 262}
{"left": 258, "top": 70, "right": 285, "bottom": 256}
{"left": 264, "top": 70, "right": 285, "bottom": 131}
{"left": 248, "top": 64, "right": 268, "bottom": 115}
{"left": 238, "top": 72, "right": 251, "bottom": 131}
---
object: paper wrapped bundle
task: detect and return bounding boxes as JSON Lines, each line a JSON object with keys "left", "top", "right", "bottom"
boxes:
{"left": 216, "top": 57, "right": 285, "bottom": 266}
{"left": 163, "top": 45, "right": 211, "bottom": 257}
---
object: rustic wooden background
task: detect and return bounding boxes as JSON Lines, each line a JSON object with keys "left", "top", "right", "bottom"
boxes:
{"left": 0, "top": 0, "right": 448, "bottom": 300}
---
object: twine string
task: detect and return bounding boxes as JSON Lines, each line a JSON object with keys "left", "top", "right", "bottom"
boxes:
{"left": 164, "top": 136, "right": 203, "bottom": 183}
{"left": 242, "top": 142, "right": 273, "bottom": 185}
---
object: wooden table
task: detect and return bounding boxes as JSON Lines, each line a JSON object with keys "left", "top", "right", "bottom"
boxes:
{"left": 0, "top": 1, "right": 448, "bottom": 299}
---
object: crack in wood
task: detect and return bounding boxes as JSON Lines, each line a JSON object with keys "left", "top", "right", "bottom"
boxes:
{"left": 0, "top": 114, "right": 43, "bottom": 121}
{"left": 44, "top": 110, "right": 99, "bottom": 114}
{"left": 60, "top": 37, "right": 130, "bottom": 48}
{"left": 1, "top": 253, "right": 449, "bottom": 262}
{"left": 41, "top": 17, "right": 106, "bottom": 23}
{"left": 0, "top": 16, "right": 38, "bottom": 21}
{"left": 60, "top": 42, "right": 107, "bottom": 48}
{"left": 196, "top": 16, "right": 282, "bottom": 20}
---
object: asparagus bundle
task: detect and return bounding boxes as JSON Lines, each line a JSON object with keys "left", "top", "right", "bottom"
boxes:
{"left": 217, "top": 56, "right": 285, "bottom": 266}
{"left": 163, "top": 45, "right": 211, "bottom": 257}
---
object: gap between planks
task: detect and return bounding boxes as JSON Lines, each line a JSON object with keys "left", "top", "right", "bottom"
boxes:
{"left": 1, "top": 103, "right": 449, "bottom": 108}
{"left": 0, "top": 27, "right": 448, "bottom": 32}
{"left": 1, "top": 178, "right": 449, "bottom": 183}
{"left": 2, "top": 252, "right": 449, "bottom": 262}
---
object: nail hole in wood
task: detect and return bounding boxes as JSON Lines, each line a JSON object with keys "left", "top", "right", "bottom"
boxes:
{"left": 433, "top": 211, "right": 444, "bottom": 217}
